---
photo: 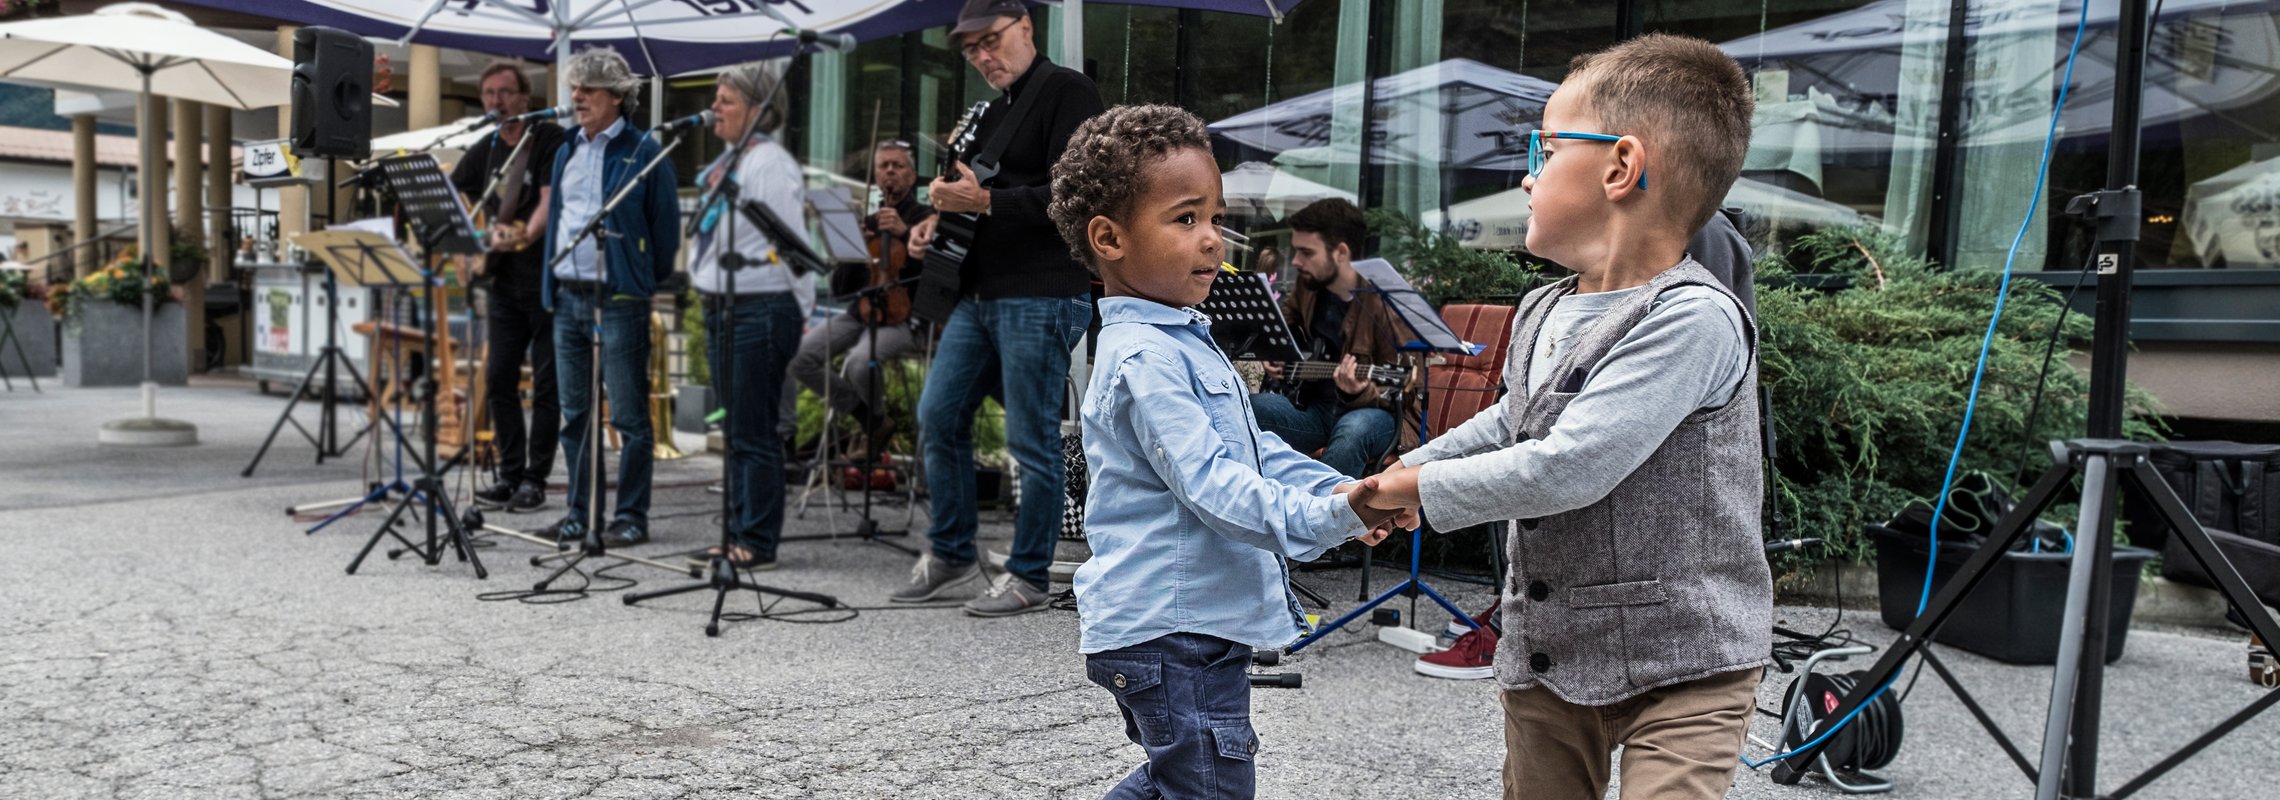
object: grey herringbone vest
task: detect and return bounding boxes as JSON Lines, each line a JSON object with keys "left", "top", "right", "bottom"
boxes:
{"left": 1492, "top": 260, "right": 1774, "bottom": 704}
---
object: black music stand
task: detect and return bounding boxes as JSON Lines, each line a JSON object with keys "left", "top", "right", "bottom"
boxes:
{"left": 1287, "top": 258, "right": 1479, "bottom": 654}
{"left": 345, "top": 154, "right": 488, "bottom": 580}
{"left": 1200, "top": 270, "right": 1304, "bottom": 363}
{"left": 274, "top": 229, "right": 427, "bottom": 533}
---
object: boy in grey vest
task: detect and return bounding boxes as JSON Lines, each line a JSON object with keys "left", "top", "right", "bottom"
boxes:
{"left": 1365, "top": 35, "right": 1774, "bottom": 799}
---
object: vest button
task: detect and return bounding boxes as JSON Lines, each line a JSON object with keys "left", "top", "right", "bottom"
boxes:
{"left": 1527, "top": 581, "right": 1549, "bottom": 602}
{"left": 1519, "top": 518, "right": 1541, "bottom": 531}
{"left": 1530, "top": 653, "right": 1552, "bottom": 673}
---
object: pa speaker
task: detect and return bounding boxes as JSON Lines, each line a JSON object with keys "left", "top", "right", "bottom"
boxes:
{"left": 289, "top": 27, "right": 372, "bottom": 160}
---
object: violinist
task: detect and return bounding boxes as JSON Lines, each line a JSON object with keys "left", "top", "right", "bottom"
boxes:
{"left": 788, "top": 139, "right": 932, "bottom": 457}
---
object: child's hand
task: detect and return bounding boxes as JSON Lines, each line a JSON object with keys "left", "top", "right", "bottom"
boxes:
{"left": 1336, "top": 478, "right": 1411, "bottom": 543}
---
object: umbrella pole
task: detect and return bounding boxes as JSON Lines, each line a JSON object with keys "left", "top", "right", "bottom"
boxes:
{"left": 97, "top": 65, "right": 195, "bottom": 446}
{"left": 140, "top": 68, "right": 154, "bottom": 418}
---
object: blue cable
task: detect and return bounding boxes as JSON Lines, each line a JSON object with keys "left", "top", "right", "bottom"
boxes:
{"left": 1744, "top": 0, "right": 2093, "bottom": 770}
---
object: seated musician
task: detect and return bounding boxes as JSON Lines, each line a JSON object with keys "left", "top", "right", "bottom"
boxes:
{"left": 787, "top": 140, "right": 933, "bottom": 456}
{"left": 451, "top": 60, "right": 565, "bottom": 515}
{"left": 1250, "top": 198, "right": 1402, "bottom": 479}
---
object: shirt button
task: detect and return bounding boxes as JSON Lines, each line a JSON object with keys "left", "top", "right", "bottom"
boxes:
{"left": 1247, "top": 741, "right": 1258, "bottom": 754}
{"left": 1113, "top": 674, "right": 1127, "bottom": 689}
{"left": 1527, "top": 581, "right": 1549, "bottom": 602}
{"left": 1530, "top": 653, "right": 1552, "bottom": 673}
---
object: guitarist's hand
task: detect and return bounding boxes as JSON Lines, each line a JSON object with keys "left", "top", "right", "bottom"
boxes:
{"left": 1333, "top": 355, "right": 1372, "bottom": 397}
{"left": 930, "top": 162, "right": 993, "bottom": 214}
{"left": 907, "top": 216, "right": 937, "bottom": 259}
{"left": 1260, "top": 361, "right": 1284, "bottom": 381}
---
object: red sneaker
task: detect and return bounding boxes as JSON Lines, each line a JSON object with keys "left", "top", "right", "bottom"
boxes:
{"left": 1415, "top": 623, "right": 1498, "bottom": 680}
{"left": 1443, "top": 598, "right": 1500, "bottom": 640}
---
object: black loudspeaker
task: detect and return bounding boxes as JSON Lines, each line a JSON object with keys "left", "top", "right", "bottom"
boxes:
{"left": 290, "top": 27, "right": 372, "bottom": 159}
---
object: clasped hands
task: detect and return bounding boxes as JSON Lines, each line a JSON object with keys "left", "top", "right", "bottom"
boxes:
{"left": 1334, "top": 474, "right": 1421, "bottom": 547}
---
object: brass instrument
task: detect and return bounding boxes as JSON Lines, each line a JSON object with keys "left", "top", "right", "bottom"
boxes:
{"left": 650, "top": 309, "right": 685, "bottom": 460}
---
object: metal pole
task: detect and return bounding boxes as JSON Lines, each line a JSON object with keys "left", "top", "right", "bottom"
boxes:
{"left": 2034, "top": 454, "right": 2110, "bottom": 800}
{"left": 2085, "top": 0, "right": 2151, "bottom": 438}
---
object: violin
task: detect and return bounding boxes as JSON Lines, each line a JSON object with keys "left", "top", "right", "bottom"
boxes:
{"left": 854, "top": 191, "right": 914, "bottom": 326}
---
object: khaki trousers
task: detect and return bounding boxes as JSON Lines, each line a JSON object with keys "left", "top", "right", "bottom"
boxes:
{"left": 1501, "top": 667, "right": 1762, "bottom": 800}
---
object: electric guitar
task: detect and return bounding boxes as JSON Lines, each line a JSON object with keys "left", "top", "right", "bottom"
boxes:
{"left": 910, "top": 101, "right": 992, "bottom": 325}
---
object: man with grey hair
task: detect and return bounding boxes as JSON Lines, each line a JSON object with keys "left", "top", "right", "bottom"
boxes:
{"left": 682, "top": 61, "right": 811, "bottom": 570}
{"left": 538, "top": 47, "right": 680, "bottom": 548}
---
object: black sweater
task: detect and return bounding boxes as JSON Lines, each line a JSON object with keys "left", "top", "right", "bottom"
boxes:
{"left": 963, "top": 58, "right": 1103, "bottom": 300}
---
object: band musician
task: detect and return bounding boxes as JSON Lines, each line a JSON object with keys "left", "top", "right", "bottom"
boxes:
{"left": 788, "top": 140, "right": 933, "bottom": 457}
{"left": 451, "top": 61, "right": 565, "bottom": 515}
{"left": 1250, "top": 198, "right": 1403, "bottom": 480}
{"left": 899, "top": 0, "right": 1104, "bottom": 616}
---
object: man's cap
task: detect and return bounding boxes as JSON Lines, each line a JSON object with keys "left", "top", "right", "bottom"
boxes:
{"left": 954, "top": 0, "right": 1028, "bottom": 35}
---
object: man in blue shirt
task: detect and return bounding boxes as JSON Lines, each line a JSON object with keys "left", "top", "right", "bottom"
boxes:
{"left": 539, "top": 47, "right": 681, "bottom": 547}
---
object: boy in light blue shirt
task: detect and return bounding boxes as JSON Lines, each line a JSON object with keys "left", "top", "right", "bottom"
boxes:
{"left": 1048, "top": 104, "right": 1407, "bottom": 799}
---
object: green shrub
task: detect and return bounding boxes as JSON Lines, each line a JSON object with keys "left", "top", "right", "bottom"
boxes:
{"left": 1366, "top": 209, "right": 1541, "bottom": 307}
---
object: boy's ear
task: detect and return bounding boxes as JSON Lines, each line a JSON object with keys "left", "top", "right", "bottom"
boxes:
{"left": 1606, "top": 135, "right": 1649, "bottom": 201}
{"left": 1087, "top": 215, "right": 1124, "bottom": 266}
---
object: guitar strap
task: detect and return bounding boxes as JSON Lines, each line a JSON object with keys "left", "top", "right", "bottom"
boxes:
{"left": 967, "top": 65, "right": 1073, "bottom": 180}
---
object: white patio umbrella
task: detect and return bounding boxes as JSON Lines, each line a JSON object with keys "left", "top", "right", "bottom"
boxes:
{"left": 369, "top": 114, "right": 493, "bottom": 163}
{"left": 1220, "top": 161, "right": 1355, "bottom": 220}
{"left": 0, "top": 2, "right": 295, "bottom": 446}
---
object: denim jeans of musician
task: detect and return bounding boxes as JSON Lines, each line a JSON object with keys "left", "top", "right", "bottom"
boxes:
{"left": 486, "top": 284, "right": 557, "bottom": 488}
{"left": 918, "top": 295, "right": 1091, "bottom": 590}
{"left": 554, "top": 287, "right": 654, "bottom": 529}
{"left": 1086, "top": 632, "right": 1261, "bottom": 799}
{"left": 706, "top": 292, "right": 802, "bottom": 559}
{"left": 1247, "top": 392, "right": 1397, "bottom": 479}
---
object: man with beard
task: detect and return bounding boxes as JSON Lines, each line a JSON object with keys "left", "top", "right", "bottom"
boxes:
{"left": 1250, "top": 198, "right": 1403, "bottom": 479}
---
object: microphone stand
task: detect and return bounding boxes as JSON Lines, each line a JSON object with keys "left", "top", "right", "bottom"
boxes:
{"left": 523, "top": 118, "right": 700, "bottom": 588}
{"left": 622, "top": 51, "right": 841, "bottom": 636}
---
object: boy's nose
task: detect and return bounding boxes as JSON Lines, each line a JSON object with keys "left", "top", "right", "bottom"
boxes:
{"left": 1520, "top": 174, "right": 1537, "bottom": 194}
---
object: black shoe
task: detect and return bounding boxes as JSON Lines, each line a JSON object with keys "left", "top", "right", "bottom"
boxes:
{"left": 539, "top": 517, "right": 583, "bottom": 549}
{"left": 473, "top": 482, "right": 517, "bottom": 507}
{"left": 606, "top": 519, "right": 649, "bottom": 546}
{"left": 506, "top": 482, "right": 547, "bottom": 513}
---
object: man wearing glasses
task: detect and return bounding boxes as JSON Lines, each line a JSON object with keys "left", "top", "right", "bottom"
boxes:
{"left": 789, "top": 140, "right": 932, "bottom": 462}
{"left": 901, "top": 0, "right": 1104, "bottom": 616}
{"left": 451, "top": 61, "right": 566, "bottom": 515}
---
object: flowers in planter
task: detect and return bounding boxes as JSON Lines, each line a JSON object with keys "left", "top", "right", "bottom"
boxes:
{"left": 44, "top": 246, "right": 175, "bottom": 330}
{"left": 0, "top": 268, "right": 37, "bottom": 311}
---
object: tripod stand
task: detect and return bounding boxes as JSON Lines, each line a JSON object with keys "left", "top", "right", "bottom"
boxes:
{"left": 345, "top": 154, "right": 488, "bottom": 580}
{"left": 1781, "top": 4, "right": 2280, "bottom": 797}
{"left": 0, "top": 293, "right": 41, "bottom": 392}
{"left": 245, "top": 171, "right": 390, "bottom": 477}
{"left": 784, "top": 285, "right": 924, "bottom": 555}
{"left": 622, "top": 95, "right": 839, "bottom": 635}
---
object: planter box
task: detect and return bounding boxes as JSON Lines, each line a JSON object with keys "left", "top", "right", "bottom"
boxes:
{"left": 64, "top": 301, "right": 187, "bottom": 387}
{"left": 3, "top": 302, "right": 56, "bottom": 378}
{"left": 1871, "top": 525, "right": 2155, "bottom": 665}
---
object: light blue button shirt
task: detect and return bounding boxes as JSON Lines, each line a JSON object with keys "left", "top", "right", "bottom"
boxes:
{"left": 1073, "top": 296, "right": 1371, "bottom": 655}
{"left": 553, "top": 116, "right": 627, "bottom": 282}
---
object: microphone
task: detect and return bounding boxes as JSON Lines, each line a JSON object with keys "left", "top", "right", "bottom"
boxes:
{"left": 652, "top": 109, "right": 715, "bottom": 138}
{"left": 507, "top": 105, "right": 569, "bottom": 123}
{"left": 1762, "top": 538, "right": 1823, "bottom": 557}
{"left": 457, "top": 110, "right": 500, "bottom": 131}
{"left": 783, "top": 26, "right": 856, "bottom": 52}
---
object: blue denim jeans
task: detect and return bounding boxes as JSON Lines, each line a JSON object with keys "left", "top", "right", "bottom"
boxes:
{"left": 554, "top": 287, "right": 654, "bottom": 529}
{"left": 918, "top": 295, "right": 1091, "bottom": 590}
{"left": 1086, "top": 632, "right": 1261, "bottom": 799}
{"left": 1247, "top": 392, "right": 1397, "bottom": 479}
{"left": 706, "top": 292, "right": 802, "bottom": 558}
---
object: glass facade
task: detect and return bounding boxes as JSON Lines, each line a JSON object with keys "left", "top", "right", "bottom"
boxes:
{"left": 754, "top": 0, "right": 2279, "bottom": 290}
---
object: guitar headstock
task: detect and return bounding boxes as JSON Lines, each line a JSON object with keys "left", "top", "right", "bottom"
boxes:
{"left": 941, "top": 101, "right": 990, "bottom": 170}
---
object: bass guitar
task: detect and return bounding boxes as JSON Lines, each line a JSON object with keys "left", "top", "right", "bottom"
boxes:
{"left": 910, "top": 101, "right": 991, "bottom": 325}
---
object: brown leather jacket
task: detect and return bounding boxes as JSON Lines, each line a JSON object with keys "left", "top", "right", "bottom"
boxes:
{"left": 1279, "top": 276, "right": 1405, "bottom": 414}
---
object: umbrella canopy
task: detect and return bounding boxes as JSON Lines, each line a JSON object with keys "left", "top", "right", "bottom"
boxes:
{"left": 171, "top": 0, "right": 959, "bottom": 77}
{"left": 1420, "top": 177, "right": 1869, "bottom": 251}
{"left": 0, "top": 2, "right": 293, "bottom": 109}
{"left": 1208, "top": 58, "right": 1556, "bottom": 172}
{"left": 369, "top": 114, "right": 492, "bottom": 161}
{"left": 1720, "top": 0, "right": 2280, "bottom": 156}
{"left": 1220, "top": 161, "right": 1354, "bottom": 220}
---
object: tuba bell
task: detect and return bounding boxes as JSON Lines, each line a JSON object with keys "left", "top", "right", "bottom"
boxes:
{"left": 649, "top": 309, "right": 686, "bottom": 460}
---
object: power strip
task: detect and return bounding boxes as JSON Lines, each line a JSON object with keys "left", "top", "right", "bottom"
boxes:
{"left": 1378, "top": 625, "right": 1442, "bottom": 654}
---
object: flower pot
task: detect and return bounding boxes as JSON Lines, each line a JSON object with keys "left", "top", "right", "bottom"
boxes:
{"left": 64, "top": 301, "right": 186, "bottom": 387}
{"left": 3, "top": 302, "right": 57, "bottom": 378}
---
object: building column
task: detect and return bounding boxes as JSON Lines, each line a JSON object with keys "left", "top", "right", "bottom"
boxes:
{"left": 72, "top": 114, "right": 98, "bottom": 278}
{"left": 409, "top": 44, "right": 442, "bottom": 130}
{"left": 174, "top": 99, "right": 205, "bottom": 371}
{"left": 275, "top": 25, "right": 307, "bottom": 251}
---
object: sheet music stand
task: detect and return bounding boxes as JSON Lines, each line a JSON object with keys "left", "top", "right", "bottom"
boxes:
{"left": 250, "top": 229, "right": 429, "bottom": 534}
{"left": 1199, "top": 270, "right": 1303, "bottom": 363}
{"left": 804, "top": 188, "right": 873, "bottom": 267}
{"left": 1287, "top": 259, "right": 1479, "bottom": 654}
{"left": 344, "top": 158, "right": 488, "bottom": 580}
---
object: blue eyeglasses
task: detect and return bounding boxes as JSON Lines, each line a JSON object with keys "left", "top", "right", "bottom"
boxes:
{"left": 1528, "top": 130, "right": 1647, "bottom": 189}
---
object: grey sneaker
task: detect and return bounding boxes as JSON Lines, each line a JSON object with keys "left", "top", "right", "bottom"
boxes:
{"left": 889, "top": 552, "right": 981, "bottom": 603}
{"left": 962, "top": 573, "right": 1051, "bottom": 618}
